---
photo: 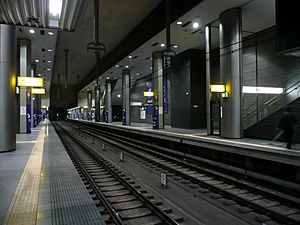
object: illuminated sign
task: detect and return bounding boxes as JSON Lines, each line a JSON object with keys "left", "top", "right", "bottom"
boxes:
{"left": 143, "top": 91, "right": 154, "bottom": 97}
{"left": 242, "top": 86, "right": 284, "bottom": 94}
{"left": 211, "top": 85, "right": 225, "bottom": 93}
{"left": 17, "top": 77, "right": 43, "bottom": 87}
{"left": 32, "top": 88, "right": 46, "bottom": 94}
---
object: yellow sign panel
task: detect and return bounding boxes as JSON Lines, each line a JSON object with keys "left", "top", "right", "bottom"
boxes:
{"left": 211, "top": 85, "right": 225, "bottom": 93}
{"left": 143, "top": 91, "right": 154, "bottom": 97}
{"left": 32, "top": 88, "right": 46, "bottom": 94}
{"left": 17, "top": 77, "right": 43, "bottom": 87}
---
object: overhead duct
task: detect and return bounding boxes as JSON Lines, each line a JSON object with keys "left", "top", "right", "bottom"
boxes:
{"left": 0, "top": 0, "right": 87, "bottom": 31}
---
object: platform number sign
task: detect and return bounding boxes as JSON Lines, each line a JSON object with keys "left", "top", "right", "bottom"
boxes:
{"left": 160, "top": 172, "right": 167, "bottom": 188}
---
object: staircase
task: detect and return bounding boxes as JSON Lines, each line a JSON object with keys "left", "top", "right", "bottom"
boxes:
{"left": 244, "top": 97, "right": 300, "bottom": 142}
{"left": 243, "top": 72, "right": 300, "bottom": 129}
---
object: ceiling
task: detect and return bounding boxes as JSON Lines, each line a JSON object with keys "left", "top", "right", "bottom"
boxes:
{"left": 52, "top": 0, "right": 162, "bottom": 86}
{"left": 1, "top": 0, "right": 275, "bottom": 106}
{"left": 78, "top": 0, "right": 275, "bottom": 101}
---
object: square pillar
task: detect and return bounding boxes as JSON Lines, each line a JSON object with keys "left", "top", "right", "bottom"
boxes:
{"left": 105, "top": 80, "right": 112, "bottom": 123}
{"left": 122, "top": 69, "right": 131, "bottom": 125}
{"left": 18, "top": 39, "right": 32, "bottom": 134}
{"left": 152, "top": 51, "right": 164, "bottom": 129}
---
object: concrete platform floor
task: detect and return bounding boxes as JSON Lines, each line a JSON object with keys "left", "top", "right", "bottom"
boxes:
{"left": 0, "top": 120, "right": 105, "bottom": 225}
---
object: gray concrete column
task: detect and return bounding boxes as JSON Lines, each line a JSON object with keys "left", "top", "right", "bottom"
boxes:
{"left": 0, "top": 24, "right": 17, "bottom": 152}
{"left": 122, "top": 69, "right": 131, "bottom": 125}
{"left": 95, "top": 84, "right": 101, "bottom": 122}
{"left": 87, "top": 90, "right": 92, "bottom": 120}
{"left": 205, "top": 25, "right": 212, "bottom": 135}
{"left": 105, "top": 80, "right": 112, "bottom": 123}
{"left": 219, "top": 8, "right": 243, "bottom": 138}
{"left": 18, "top": 39, "right": 32, "bottom": 134}
{"left": 152, "top": 51, "right": 164, "bottom": 129}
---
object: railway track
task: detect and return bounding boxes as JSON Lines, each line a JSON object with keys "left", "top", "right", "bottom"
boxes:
{"left": 54, "top": 122, "right": 183, "bottom": 225}
{"left": 62, "top": 120, "right": 300, "bottom": 225}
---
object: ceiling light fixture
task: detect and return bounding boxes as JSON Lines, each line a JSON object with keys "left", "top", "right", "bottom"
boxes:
{"left": 115, "top": 65, "right": 119, "bottom": 68}
{"left": 48, "top": 31, "right": 54, "bottom": 35}
{"left": 117, "top": 94, "right": 121, "bottom": 98}
{"left": 35, "top": 59, "right": 39, "bottom": 63}
{"left": 173, "top": 45, "right": 178, "bottom": 48}
{"left": 136, "top": 73, "right": 140, "bottom": 76}
{"left": 125, "top": 65, "right": 129, "bottom": 68}
{"left": 128, "top": 55, "right": 132, "bottom": 59}
{"left": 48, "top": 60, "right": 51, "bottom": 63}
{"left": 48, "top": 49, "right": 52, "bottom": 52}
{"left": 106, "top": 77, "right": 109, "bottom": 79}
{"left": 192, "top": 22, "right": 199, "bottom": 29}
{"left": 29, "top": 29, "right": 35, "bottom": 34}
{"left": 38, "top": 73, "right": 41, "bottom": 77}
{"left": 176, "top": 21, "right": 183, "bottom": 25}
{"left": 160, "top": 43, "right": 165, "bottom": 47}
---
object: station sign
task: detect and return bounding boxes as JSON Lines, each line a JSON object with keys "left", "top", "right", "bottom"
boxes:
{"left": 210, "top": 85, "right": 225, "bottom": 93}
{"left": 17, "top": 77, "right": 43, "bottom": 87}
{"left": 32, "top": 88, "right": 46, "bottom": 94}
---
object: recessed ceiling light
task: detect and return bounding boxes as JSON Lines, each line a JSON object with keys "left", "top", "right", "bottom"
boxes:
{"left": 107, "top": 77, "right": 109, "bottom": 79}
{"left": 173, "top": 45, "right": 178, "bottom": 48}
{"left": 125, "top": 65, "right": 129, "bottom": 68}
{"left": 176, "top": 21, "right": 183, "bottom": 25}
{"left": 47, "top": 68, "right": 51, "bottom": 71}
{"left": 160, "top": 43, "right": 165, "bottom": 47}
{"left": 48, "top": 49, "right": 52, "bottom": 52}
{"left": 48, "top": 31, "right": 54, "bottom": 35}
{"left": 35, "top": 59, "right": 39, "bottom": 63}
{"left": 128, "top": 55, "right": 132, "bottom": 59}
{"left": 29, "top": 29, "right": 35, "bottom": 34}
{"left": 150, "top": 67, "right": 153, "bottom": 70}
{"left": 136, "top": 73, "right": 140, "bottom": 76}
{"left": 117, "top": 94, "right": 121, "bottom": 98}
{"left": 115, "top": 65, "right": 119, "bottom": 67}
{"left": 48, "top": 60, "right": 51, "bottom": 63}
{"left": 38, "top": 73, "right": 41, "bottom": 77}
{"left": 192, "top": 22, "right": 199, "bottom": 29}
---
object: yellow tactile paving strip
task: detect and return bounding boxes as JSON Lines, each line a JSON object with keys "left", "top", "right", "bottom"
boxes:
{"left": 2, "top": 127, "right": 46, "bottom": 225}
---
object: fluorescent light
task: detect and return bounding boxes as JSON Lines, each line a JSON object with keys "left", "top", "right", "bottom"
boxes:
{"left": 125, "top": 65, "right": 129, "bottom": 68}
{"left": 128, "top": 55, "right": 132, "bottom": 59}
{"left": 29, "top": 29, "right": 35, "bottom": 34}
{"left": 48, "top": 31, "right": 54, "bottom": 35}
{"left": 173, "top": 45, "right": 178, "bottom": 48}
{"left": 211, "top": 85, "right": 225, "bottom": 93}
{"left": 115, "top": 65, "right": 119, "bottom": 68}
{"left": 47, "top": 68, "right": 51, "bottom": 71}
{"left": 106, "top": 77, "right": 109, "bottom": 79}
{"left": 48, "top": 49, "right": 52, "bottom": 52}
{"left": 48, "top": 60, "right": 51, "bottom": 63}
{"left": 117, "top": 94, "right": 121, "bottom": 98}
{"left": 176, "top": 21, "right": 183, "bottom": 25}
{"left": 242, "top": 86, "right": 284, "bottom": 94}
{"left": 160, "top": 43, "right": 165, "bottom": 47}
{"left": 35, "top": 59, "right": 39, "bottom": 63}
{"left": 49, "top": 0, "right": 63, "bottom": 17}
{"left": 192, "top": 22, "right": 199, "bottom": 29}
